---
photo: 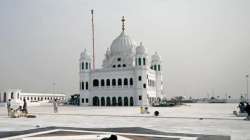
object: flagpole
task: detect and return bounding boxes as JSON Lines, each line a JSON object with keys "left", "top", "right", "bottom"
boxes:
{"left": 91, "top": 9, "right": 95, "bottom": 70}
{"left": 246, "top": 74, "right": 249, "bottom": 102}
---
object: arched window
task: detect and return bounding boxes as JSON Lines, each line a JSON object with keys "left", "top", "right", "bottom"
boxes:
{"left": 86, "top": 62, "right": 88, "bottom": 69}
{"left": 86, "top": 82, "right": 88, "bottom": 90}
{"left": 106, "top": 79, "right": 110, "bottom": 86}
{"left": 93, "top": 79, "right": 99, "bottom": 87}
{"left": 158, "top": 64, "right": 161, "bottom": 71}
{"left": 138, "top": 76, "right": 142, "bottom": 81}
{"left": 101, "top": 79, "right": 105, "bottom": 87}
{"left": 138, "top": 58, "right": 141, "bottom": 65}
{"left": 82, "top": 62, "right": 84, "bottom": 70}
{"left": 139, "top": 95, "right": 142, "bottom": 100}
{"left": 31, "top": 97, "right": 33, "bottom": 100}
{"left": 118, "top": 79, "right": 122, "bottom": 86}
{"left": 154, "top": 65, "right": 157, "bottom": 70}
{"left": 124, "top": 78, "right": 128, "bottom": 86}
{"left": 112, "top": 79, "right": 116, "bottom": 86}
{"left": 143, "top": 58, "right": 146, "bottom": 65}
{"left": 130, "top": 78, "right": 133, "bottom": 86}
{"left": 143, "top": 83, "right": 147, "bottom": 89}
{"left": 82, "top": 81, "right": 84, "bottom": 90}
{"left": 11, "top": 92, "right": 14, "bottom": 99}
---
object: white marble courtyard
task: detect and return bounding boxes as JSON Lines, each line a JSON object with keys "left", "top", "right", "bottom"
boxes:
{"left": 0, "top": 103, "right": 249, "bottom": 140}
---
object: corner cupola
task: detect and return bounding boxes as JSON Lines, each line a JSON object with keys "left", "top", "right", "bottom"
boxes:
{"left": 136, "top": 42, "right": 147, "bottom": 54}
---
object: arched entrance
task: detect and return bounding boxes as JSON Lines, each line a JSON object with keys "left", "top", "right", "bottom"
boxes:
{"left": 106, "top": 97, "right": 111, "bottom": 106}
{"left": 93, "top": 96, "right": 100, "bottom": 106}
{"left": 101, "top": 97, "right": 105, "bottom": 106}
{"left": 130, "top": 97, "right": 134, "bottom": 106}
{"left": 112, "top": 97, "right": 117, "bottom": 106}
{"left": 118, "top": 97, "right": 122, "bottom": 106}
{"left": 124, "top": 97, "right": 128, "bottom": 106}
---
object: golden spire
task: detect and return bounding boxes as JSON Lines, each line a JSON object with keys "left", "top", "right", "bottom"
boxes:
{"left": 121, "top": 16, "right": 125, "bottom": 31}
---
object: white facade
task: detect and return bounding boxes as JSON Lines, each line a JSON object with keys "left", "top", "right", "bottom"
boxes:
{"left": 0, "top": 89, "right": 66, "bottom": 103}
{"left": 79, "top": 17, "right": 164, "bottom": 106}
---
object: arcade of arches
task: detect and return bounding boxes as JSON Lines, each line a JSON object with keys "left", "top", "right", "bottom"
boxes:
{"left": 91, "top": 96, "right": 134, "bottom": 106}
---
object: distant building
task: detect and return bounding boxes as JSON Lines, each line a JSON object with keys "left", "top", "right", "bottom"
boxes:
{"left": 0, "top": 89, "right": 66, "bottom": 104}
{"left": 79, "top": 17, "right": 164, "bottom": 106}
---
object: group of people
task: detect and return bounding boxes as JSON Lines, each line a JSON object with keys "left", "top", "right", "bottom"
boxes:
{"left": 139, "top": 106, "right": 159, "bottom": 116}
{"left": 6, "top": 98, "right": 59, "bottom": 118}
{"left": 238, "top": 102, "right": 250, "bottom": 120}
{"left": 7, "top": 98, "right": 28, "bottom": 118}
{"left": 140, "top": 106, "right": 150, "bottom": 114}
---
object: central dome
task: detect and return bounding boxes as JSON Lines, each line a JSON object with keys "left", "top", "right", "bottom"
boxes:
{"left": 110, "top": 31, "right": 137, "bottom": 55}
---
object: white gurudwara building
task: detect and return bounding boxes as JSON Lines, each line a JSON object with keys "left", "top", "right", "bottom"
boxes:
{"left": 0, "top": 89, "right": 66, "bottom": 104}
{"left": 79, "top": 17, "right": 164, "bottom": 106}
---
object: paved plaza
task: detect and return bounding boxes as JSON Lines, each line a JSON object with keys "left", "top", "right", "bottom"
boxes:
{"left": 0, "top": 103, "right": 249, "bottom": 140}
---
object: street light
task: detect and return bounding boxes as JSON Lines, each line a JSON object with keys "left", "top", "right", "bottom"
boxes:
{"left": 52, "top": 82, "right": 56, "bottom": 94}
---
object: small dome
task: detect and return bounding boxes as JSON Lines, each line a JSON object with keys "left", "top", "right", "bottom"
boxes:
{"left": 136, "top": 42, "right": 146, "bottom": 54}
{"left": 110, "top": 31, "right": 137, "bottom": 55}
{"left": 80, "top": 49, "right": 91, "bottom": 60}
{"left": 152, "top": 52, "right": 161, "bottom": 61}
{"left": 106, "top": 48, "right": 111, "bottom": 55}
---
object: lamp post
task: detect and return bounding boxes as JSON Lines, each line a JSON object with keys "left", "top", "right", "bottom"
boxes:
{"left": 52, "top": 82, "right": 56, "bottom": 94}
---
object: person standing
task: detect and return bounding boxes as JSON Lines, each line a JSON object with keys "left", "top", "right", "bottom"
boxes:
{"left": 245, "top": 102, "right": 250, "bottom": 120}
{"left": 23, "top": 98, "right": 28, "bottom": 114}
{"left": 53, "top": 99, "right": 58, "bottom": 113}
{"left": 7, "top": 99, "right": 11, "bottom": 116}
{"left": 238, "top": 102, "right": 246, "bottom": 113}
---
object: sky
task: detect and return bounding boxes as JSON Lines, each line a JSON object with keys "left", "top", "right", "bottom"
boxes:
{"left": 0, "top": 0, "right": 250, "bottom": 99}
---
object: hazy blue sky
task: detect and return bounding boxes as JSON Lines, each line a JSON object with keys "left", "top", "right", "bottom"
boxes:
{"left": 0, "top": 0, "right": 250, "bottom": 98}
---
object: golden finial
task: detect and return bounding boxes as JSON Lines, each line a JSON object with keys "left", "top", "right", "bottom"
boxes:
{"left": 121, "top": 16, "right": 125, "bottom": 31}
